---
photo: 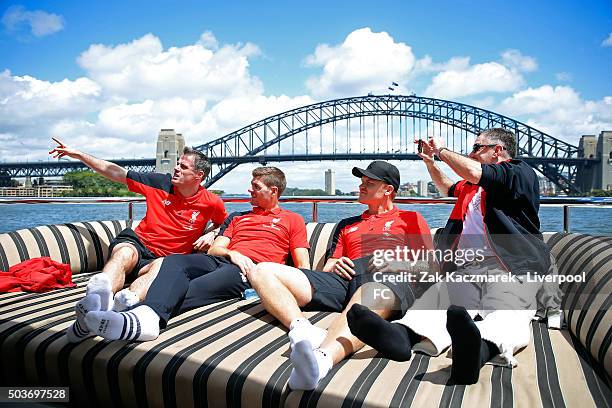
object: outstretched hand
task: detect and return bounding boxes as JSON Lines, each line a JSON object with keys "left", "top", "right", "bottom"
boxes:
{"left": 415, "top": 139, "right": 435, "bottom": 163}
{"left": 49, "top": 137, "right": 79, "bottom": 159}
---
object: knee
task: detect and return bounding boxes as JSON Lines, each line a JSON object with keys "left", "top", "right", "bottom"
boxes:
{"left": 358, "top": 283, "right": 398, "bottom": 312}
{"left": 111, "top": 244, "right": 138, "bottom": 263}
{"left": 250, "top": 262, "right": 278, "bottom": 287}
{"left": 161, "top": 254, "right": 189, "bottom": 273}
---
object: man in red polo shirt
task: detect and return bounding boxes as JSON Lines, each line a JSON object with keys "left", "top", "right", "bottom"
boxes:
{"left": 249, "top": 161, "right": 433, "bottom": 391}
{"left": 84, "top": 166, "right": 311, "bottom": 341}
{"left": 49, "top": 139, "right": 227, "bottom": 343}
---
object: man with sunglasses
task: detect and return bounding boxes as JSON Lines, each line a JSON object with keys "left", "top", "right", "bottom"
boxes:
{"left": 348, "top": 128, "right": 549, "bottom": 385}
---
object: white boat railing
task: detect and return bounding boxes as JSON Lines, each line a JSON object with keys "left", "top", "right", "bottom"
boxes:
{"left": 1, "top": 196, "right": 610, "bottom": 233}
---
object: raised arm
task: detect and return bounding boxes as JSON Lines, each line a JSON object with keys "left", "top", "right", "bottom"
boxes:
{"left": 49, "top": 138, "right": 127, "bottom": 184}
{"left": 416, "top": 139, "right": 455, "bottom": 197}
{"left": 425, "top": 136, "right": 482, "bottom": 185}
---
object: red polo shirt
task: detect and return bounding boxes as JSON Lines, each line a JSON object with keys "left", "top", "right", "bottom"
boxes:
{"left": 126, "top": 171, "right": 227, "bottom": 257}
{"left": 222, "top": 206, "right": 309, "bottom": 264}
{"left": 331, "top": 207, "right": 433, "bottom": 259}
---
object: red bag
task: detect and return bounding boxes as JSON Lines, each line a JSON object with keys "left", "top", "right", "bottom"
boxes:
{"left": 0, "top": 257, "right": 75, "bottom": 293}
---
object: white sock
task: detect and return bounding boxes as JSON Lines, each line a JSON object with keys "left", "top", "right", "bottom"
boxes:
{"left": 85, "top": 305, "right": 160, "bottom": 342}
{"left": 66, "top": 294, "right": 101, "bottom": 343}
{"left": 288, "top": 341, "right": 332, "bottom": 390}
{"left": 288, "top": 324, "right": 328, "bottom": 350}
{"left": 86, "top": 273, "right": 114, "bottom": 311}
{"left": 112, "top": 288, "right": 140, "bottom": 312}
{"left": 289, "top": 318, "right": 311, "bottom": 331}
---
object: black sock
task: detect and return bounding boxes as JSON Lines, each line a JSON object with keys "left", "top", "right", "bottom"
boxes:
{"left": 446, "top": 305, "right": 484, "bottom": 385}
{"left": 347, "top": 304, "right": 416, "bottom": 361}
{"left": 481, "top": 339, "right": 499, "bottom": 366}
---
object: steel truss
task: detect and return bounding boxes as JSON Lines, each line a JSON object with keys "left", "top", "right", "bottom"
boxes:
{"left": 195, "top": 95, "right": 591, "bottom": 194}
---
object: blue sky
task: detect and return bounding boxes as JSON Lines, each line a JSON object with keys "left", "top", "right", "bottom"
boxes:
{"left": 1, "top": 0, "right": 611, "bottom": 191}
{"left": 3, "top": 0, "right": 611, "bottom": 97}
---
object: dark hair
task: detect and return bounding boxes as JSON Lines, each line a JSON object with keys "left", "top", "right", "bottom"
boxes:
{"left": 480, "top": 128, "right": 517, "bottom": 158}
{"left": 252, "top": 166, "right": 287, "bottom": 195}
{"left": 183, "top": 147, "right": 211, "bottom": 177}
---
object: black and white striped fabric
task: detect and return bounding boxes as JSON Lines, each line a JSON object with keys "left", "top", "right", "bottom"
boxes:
{"left": 0, "top": 222, "right": 610, "bottom": 407}
{"left": 0, "top": 220, "right": 131, "bottom": 274}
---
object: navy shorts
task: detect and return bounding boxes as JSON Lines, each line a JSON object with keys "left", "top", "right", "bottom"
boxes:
{"left": 108, "top": 228, "right": 158, "bottom": 276}
{"left": 300, "top": 257, "right": 416, "bottom": 317}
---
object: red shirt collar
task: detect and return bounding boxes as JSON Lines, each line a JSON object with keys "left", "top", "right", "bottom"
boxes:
{"left": 252, "top": 206, "right": 282, "bottom": 215}
{"left": 360, "top": 206, "right": 398, "bottom": 220}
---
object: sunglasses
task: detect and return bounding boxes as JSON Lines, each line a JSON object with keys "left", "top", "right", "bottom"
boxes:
{"left": 471, "top": 143, "right": 506, "bottom": 153}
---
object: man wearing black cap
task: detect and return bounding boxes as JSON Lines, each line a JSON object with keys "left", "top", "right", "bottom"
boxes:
{"left": 250, "top": 161, "right": 433, "bottom": 390}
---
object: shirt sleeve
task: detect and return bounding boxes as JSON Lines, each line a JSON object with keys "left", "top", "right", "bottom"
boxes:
{"left": 289, "top": 214, "right": 310, "bottom": 250}
{"left": 125, "top": 171, "right": 172, "bottom": 195}
{"left": 220, "top": 213, "right": 238, "bottom": 238}
{"left": 414, "top": 213, "right": 434, "bottom": 251}
{"left": 448, "top": 180, "right": 467, "bottom": 198}
{"left": 211, "top": 195, "right": 228, "bottom": 225}
{"left": 330, "top": 229, "right": 345, "bottom": 259}
{"left": 478, "top": 161, "right": 519, "bottom": 195}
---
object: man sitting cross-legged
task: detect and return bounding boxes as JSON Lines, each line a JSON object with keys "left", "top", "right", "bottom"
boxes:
{"left": 249, "top": 161, "right": 433, "bottom": 391}
{"left": 49, "top": 139, "right": 227, "bottom": 343}
{"left": 84, "top": 166, "right": 311, "bottom": 341}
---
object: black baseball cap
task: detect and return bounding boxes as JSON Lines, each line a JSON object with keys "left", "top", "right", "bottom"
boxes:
{"left": 352, "top": 161, "right": 400, "bottom": 191}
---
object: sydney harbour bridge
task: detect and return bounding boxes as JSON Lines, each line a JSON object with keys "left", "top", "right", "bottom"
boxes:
{"left": 0, "top": 95, "right": 599, "bottom": 194}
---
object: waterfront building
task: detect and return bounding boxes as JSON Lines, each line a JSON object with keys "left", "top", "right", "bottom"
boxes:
{"left": 0, "top": 184, "right": 73, "bottom": 197}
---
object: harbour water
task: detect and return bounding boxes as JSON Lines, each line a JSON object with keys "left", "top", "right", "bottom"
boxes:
{"left": 0, "top": 202, "right": 610, "bottom": 235}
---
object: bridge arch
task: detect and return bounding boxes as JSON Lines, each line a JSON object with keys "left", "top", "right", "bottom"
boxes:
{"left": 196, "top": 95, "right": 584, "bottom": 194}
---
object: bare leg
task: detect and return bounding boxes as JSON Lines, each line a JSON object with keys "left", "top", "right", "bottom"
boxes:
{"left": 129, "top": 258, "right": 163, "bottom": 301}
{"left": 102, "top": 243, "right": 139, "bottom": 293}
{"left": 320, "top": 282, "right": 398, "bottom": 364}
{"left": 289, "top": 282, "right": 399, "bottom": 390}
{"left": 250, "top": 262, "right": 314, "bottom": 327}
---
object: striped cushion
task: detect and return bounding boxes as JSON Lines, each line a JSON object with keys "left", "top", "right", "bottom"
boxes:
{"left": 1, "top": 283, "right": 610, "bottom": 407}
{"left": 1, "top": 223, "right": 610, "bottom": 407}
{"left": 305, "top": 222, "right": 339, "bottom": 270}
{"left": 0, "top": 220, "right": 130, "bottom": 275}
{"left": 545, "top": 233, "right": 612, "bottom": 378}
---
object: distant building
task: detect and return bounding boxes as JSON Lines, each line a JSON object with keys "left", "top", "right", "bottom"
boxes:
{"left": 539, "top": 177, "right": 557, "bottom": 196}
{"left": 325, "top": 169, "right": 335, "bottom": 195}
{"left": 0, "top": 185, "right": 73, "bottom": 197}
{"left": 577, "top": 131, "right": 612, "bottom": 191}
{"left": 417, "top": 180, "right": 428, "bottom": 197}
{"left": 156, "top": 129, "right": 185, "bottom": 174}
{"left": 397, "top": 181, "right": 415, "bottom": 197}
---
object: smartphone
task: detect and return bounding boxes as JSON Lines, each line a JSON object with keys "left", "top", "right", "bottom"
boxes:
{"left": 417, "top": 140, "right": 424, "bottom": 153}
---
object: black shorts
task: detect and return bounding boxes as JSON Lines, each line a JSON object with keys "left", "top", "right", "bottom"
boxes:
{"left": 108, "top": 228, "right": 158, "bottom": 276}
{"left": 300, "top": 257, "right": 416, "bottom": 317}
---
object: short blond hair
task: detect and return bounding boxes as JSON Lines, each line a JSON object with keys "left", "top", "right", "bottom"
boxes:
{"left": 252, "top": 166, "right": 286, "bottom": 195}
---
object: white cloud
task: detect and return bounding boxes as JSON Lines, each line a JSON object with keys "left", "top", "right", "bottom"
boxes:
{"left": 601, "top": 32, "right": 612, "bottom": 47}
{"left": 501, "top": 49, "right": 538, "bottom": 72}
{"left": 77, "top": 32, "right": 263, "bottom": 101}
{"left": 0, "top": 31, "right": 313, "bottom": 164}
{"left": 0, "top": 69, "right": 101, "bottom": 126}
{"left": 499, "top": 86, "right": 612, "bottom": 144}
{"left": 305, "top": 28, "right": 416, "bottom": 98}
{"left": 424, "top": 61, "right": 524, "bottom": 99}
{"left": 499, "top": 85, "right": 581, "bottom": 115}
{"left": 1, "top": 5, "right": 64, "bottom": 37}
{"left": 413, "top": 56, "right": 470, "bottom": 75}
